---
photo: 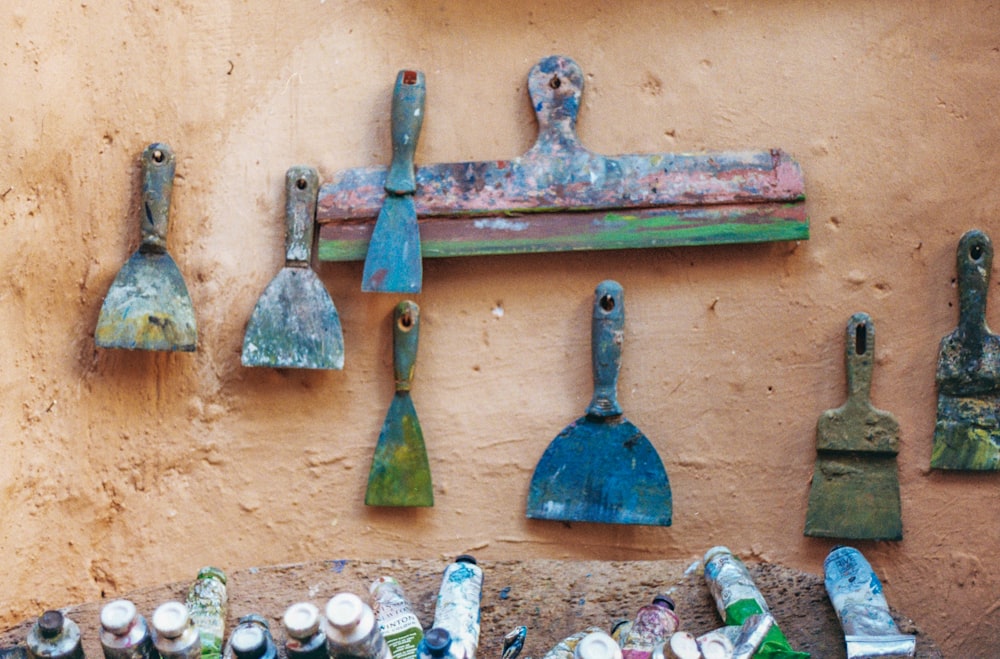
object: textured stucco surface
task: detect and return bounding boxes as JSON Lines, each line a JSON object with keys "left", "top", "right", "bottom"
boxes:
{"left": 1, "top": 1, "right": 999, "bottom": 655}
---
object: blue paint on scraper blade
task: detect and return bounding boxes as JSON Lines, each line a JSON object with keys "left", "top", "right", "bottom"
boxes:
{"left": 526, "top": 416, "right": 672, "bottom": 526}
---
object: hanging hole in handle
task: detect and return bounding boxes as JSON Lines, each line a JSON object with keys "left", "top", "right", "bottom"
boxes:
{"left": 151, "top": 149, "right": 165, "bottom": 163}
{"left": 398, "top": 311, "right": 413, "bottom": 330}
{"left": 600, "top": 294, "right": 615, "bottom": 312}
{"left": 295, "top": 177, "right": 308, "bottom": 191}
{"left": 402, "top": 70, "right": 418, "bottom": 85}
{"left": 970, "top": 242, "right": 984, "bottom": 261}
{"left": 549, "top": 75, "right": 561, "bottom": 90}
{"left": 855, "top": 322, "right": 868, "bottom": 356}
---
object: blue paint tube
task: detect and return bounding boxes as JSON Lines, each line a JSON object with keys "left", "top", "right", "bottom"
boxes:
{"left": 432, "top": 556, "right": 483, "bottom": 659}
{"left": 152, "top": 602, "right": 202, "bottom": 659}
{"left": 325, "top": 593, "right": 390, "bottom": 659}
{"left": 370, "top": 577, "right": 423, "bottom": 659}
{"left": 99, "top": 600, "right": 156, "bottom": 659}
{"left": 500, "top": 627, "right": 526, "bottom": 659}
{"left": 26, "top": 611, "right": 84, "bottom": 659}
{"left": 282, "top": 603, "right": 328, "bottom": 659}
{"left": 823, "top": 546, "right": 915, "bottom": 659}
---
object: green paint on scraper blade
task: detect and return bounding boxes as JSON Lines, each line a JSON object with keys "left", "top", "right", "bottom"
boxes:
{"left": 365, "top": 300, "right": 433, "bottom": 506}
{"left": 931, "top": 229, "right": 1000, "bottom": 470}
{"left": 804, "top": 313, "right": 902, "bottom": 541}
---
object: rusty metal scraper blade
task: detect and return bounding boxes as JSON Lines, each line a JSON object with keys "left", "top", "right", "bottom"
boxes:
{"left": 241, "top": 167, "right": 344, "bottom": 369}
{"left": 95, "top": 143, "right": 197, "bottom": 351}
{"left": 527, "top": 280, "right": 671, "bottom": 526}
{"left": 931, "top": 229, "right": 1000, "bottom": 470}
{"left": 366, "top": 301, "right": 432, "bottom": 506}
{"left": 805, "top": 313, "right": 902, "bottom": 540}
{"left": 362, "top": 70, "right": 426, "bottom": 293}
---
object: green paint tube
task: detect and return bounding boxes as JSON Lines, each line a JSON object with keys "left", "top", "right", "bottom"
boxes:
{"left": 185, "top": 567, "right": 228, "bottom": 659}
{"left": 370, "top": 577, "right": 424, "bottom": 659}
{"left": 702, "top": 547, "right": 808, "bottom": 659}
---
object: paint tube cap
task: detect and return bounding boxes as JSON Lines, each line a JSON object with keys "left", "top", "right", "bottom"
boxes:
{"left": 455, "top": 554, "right": 477, "bottom": 565}
{"left": 37, "top": 611, "right": 64, "bottom": 639}
{"left": 652, "top": 595, "right": 675, "bottom": 610}
{"left": 230, "top": 624, "right": 266, "bottom": 659}
{"left": 325, "top": 593, "right": 366, "bottom": 630}
{"left": 100, "top": 600, "right": 138, "bottom": 635}
{"left": 574, "top": 632, "right": 622, "bottom": 659}
{"left": 423, "top": 628, "right": 452, "bottom": 657}
{"left": 703, "top": 546, "right": 732, "bottom": 563}
{"left": 196, "top": 566, "right": 227, "bottom": 584}
{"left": 152, "top": 602, "right": 190, "bottom": 639}
{"left": 283, "top": 603, "right": 321, "bottom": 639}
{"left": 369, "top": 576, "right": 401, "bottom": 597}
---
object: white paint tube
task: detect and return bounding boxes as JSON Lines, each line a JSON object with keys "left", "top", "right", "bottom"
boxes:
{"left": 432, "top": 556, "right": 483, "bottom": 659}
{"left": 824, "top": 546, "right": 915, "bottom": 659}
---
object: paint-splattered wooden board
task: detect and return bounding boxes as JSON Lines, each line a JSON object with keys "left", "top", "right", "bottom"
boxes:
{"left": 317, "top": 56, "right": 806, "bottom": 261}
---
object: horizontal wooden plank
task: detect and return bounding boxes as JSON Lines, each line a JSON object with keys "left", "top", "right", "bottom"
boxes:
{"left": 317, "top": 202, "right": 807, "bottom": 261}
{"left": 316, "top": 149, "right": 804, "bottom": 222}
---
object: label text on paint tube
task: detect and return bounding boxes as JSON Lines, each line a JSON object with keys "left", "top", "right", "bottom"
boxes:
{"left": 703, "top": 552, "right": 769, "bottom": 620}
{"left": 371, "top": 578, "right": 423, "bottom": 659}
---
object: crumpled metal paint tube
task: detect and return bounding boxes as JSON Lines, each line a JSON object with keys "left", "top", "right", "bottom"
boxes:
{"left": 824, "top": 546, "right": 915, "bottom": 658}
{"left": 703, "top": 547, "right": 808, "bottom": 659}
{"left": 186, "top": 567, "right": 228, "bottom": 659}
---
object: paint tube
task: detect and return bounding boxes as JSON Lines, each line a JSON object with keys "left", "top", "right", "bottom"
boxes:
{"left": 100, "top": 600, "right": 156, "bottom": 659}
{"left": 609, "top": 620, "right": 632, "bottom": 647}
{"left": 186, "top": 567, "right": 228, "bottom": 659}
{"left": 621, "top": 596, "right": 680, "bottom": 659}
{"left": 823, "top": 546, "right": 915, "bottom": 658}
{"left": 500, "top": 627, "right": 526, "bottom": 659}
{"left": 152, "top": 602, "right": 202, "bottom": 659}
{"left": 224, "top": 615, "right": 276, "bottom": 659}
{"left": 730, "top": 614, "right": 774, "bottom": 659}
{"left": 540, "top": 628, "right": 604, "bottom": 659}
{"left": 325, "top": 593, "right": 391, "bottom": 659}
{"left": 432, "top": 556, "right": 483, "bottom": 659}
{"left": 702, "top": 547, "right": 808, "bottom": 659}
{"left": 26, "top": 611, "right": 84, "bottom": 659}
{"left": 693, "top": 632, "right": 732, "bottom": 659}
{"left": 282, "top": 603, "right": 328, "bottom": 659}
{"left": 573, "top": 632, "right": 622, "bottom": 659}
{"left": 370, "top": 577, "right": 424, "bottom": 659}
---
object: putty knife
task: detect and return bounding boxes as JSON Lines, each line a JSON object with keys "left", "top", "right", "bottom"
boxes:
{"left": 361, "top": 70, "right": 426, "bottom": 293}
{"left": 931, "top": 229, "right": 1000, "bottom": 469}
{"left": 241, "top": 167, "right": 345, "bottom": 369}
{"left": 805, "top": 313, "right": 902, "bottom": 540}
{"left": 95, "top": 143, "right": 197, "bottom": 351}
{"left": 526, "top": 280, "right": 672, "bottom": 526}
{"left": 365, "top": 300, "right": 433, "bottom": 506}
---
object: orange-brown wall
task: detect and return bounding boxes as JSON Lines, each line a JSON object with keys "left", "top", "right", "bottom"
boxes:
{"left": 2, "top": 1, "right": 998, "bottom": 654}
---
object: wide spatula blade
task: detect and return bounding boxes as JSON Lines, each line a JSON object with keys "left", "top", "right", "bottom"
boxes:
{"left": 241, "top": 267, "right": 344, "bottom": 369}
{"left": 527, "top": 417, "right": 672, "bottom": 525}
{"left": 96, "top": 250, "right": 197, "bottom": 351}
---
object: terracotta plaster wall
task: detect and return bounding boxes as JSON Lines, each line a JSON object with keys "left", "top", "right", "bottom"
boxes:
{"left": 1, "top": 0, "right": 998, "bottom": 654}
